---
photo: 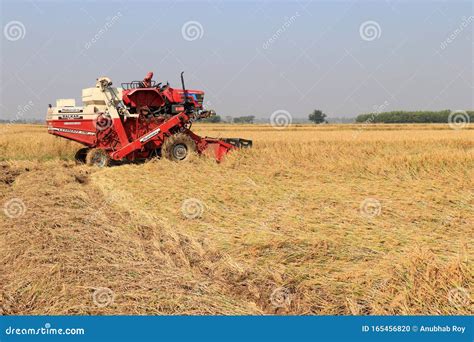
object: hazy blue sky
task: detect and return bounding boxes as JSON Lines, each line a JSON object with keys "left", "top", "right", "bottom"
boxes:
{"left": 1, "top": 0, "right": 472, "bottom": 121}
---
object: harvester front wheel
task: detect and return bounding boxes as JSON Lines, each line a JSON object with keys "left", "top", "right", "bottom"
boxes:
{"left": 86, "top": 149, "right": 110, "bottom": 168}
{"left": 161, "top": 133, "right": 197, "bottom": 162}
{"left": 74, "top": 148, "right": 89, "bottom": 164}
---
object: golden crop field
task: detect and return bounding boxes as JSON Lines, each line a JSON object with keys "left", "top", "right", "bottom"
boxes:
{"left": 0, "top": 123, "right": 472, "bottom": 315}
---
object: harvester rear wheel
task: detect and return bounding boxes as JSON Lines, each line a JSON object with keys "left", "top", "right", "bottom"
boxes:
{"left": 74, "top": 148, "right": 89, "bottom": 164}
{"left": 161, "top": 133, "right": 197, "bottom": 162}
{"left": 86, "top": 148, "right": 110, "bottom": 168}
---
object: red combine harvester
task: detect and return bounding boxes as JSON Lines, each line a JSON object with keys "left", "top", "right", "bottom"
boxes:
{"left": 46, "top": 72, "right": 251, "bottom": 166}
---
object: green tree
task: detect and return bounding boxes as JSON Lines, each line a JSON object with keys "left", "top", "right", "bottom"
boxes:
{"left": 355, "top": 110, "right": 474, "bottom": 123}
{"left": 233, "top": 115, "right": 255, "bottom": 124}
{"left": 309, "top": 109, "right": 327, "bottom": 124}
{"left": 201, "top": 115, "right": 222, "bottom": 123}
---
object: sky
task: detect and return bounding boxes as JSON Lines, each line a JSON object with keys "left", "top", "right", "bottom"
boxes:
{"left": 0, "top": 0, "right": 472, "bottom": 121}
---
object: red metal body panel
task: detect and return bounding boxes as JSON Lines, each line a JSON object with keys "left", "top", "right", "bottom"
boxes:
{"left": 122, "top": 88, "right": 165, "bottom": 109}
{"left": 110, "top": 113, "right": 187, "bottom": 160}
{"left": 47, "top": 119, "right": 96, "bottom": 146}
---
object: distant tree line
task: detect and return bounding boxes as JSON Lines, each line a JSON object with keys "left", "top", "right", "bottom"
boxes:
{"left": 200, "top": 115, "right": 222, "bottom": 123}
{"left": 200, "top": 115, "right": 256, "bottom": 123}
{"left": 356, "top": 110, "right": 474, "bottom": 123}
{"left": 0, "top": 119, "right": 44, "bottom": 124}
{"left": 192, "top": 109, "right": 474, "bottom": 124}
{"left": 233, "top": 115, "right": 255, "bottom": 123}
{"left": 201, "top": 111, "right": 330, "bottom": 124}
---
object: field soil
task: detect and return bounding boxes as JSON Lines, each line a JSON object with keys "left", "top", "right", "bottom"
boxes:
{"left": 0, "top": 124, "right": 472, "bottom": 315}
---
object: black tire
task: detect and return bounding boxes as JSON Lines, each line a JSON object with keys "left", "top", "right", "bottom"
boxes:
{"left": 85, "top": 148, "right": 110, "bottom": 167}
{"left": 161, "top": 133, "right": 197, "bottom": 162}
{"left": 74, "top": 148, "right": 89, "bottom": 165}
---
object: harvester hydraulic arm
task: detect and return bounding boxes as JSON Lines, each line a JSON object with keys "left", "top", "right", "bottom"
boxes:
{"left": 98, "top": 77, "right": 131, "bottom": 118}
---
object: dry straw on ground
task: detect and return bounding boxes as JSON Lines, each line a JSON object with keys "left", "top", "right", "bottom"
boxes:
{"left": 0, "top": 123, "right": 472, "bottom": 315}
